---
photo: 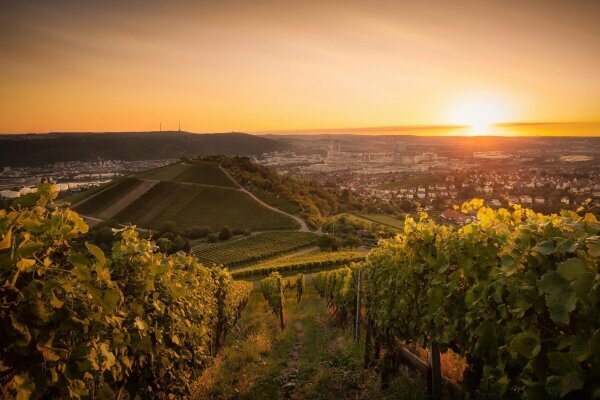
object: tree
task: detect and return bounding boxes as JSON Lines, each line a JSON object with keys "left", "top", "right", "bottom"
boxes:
{"left": 156, "top": 237, "right": 172, "bottom": 252}
{"left": 318, "top": 234, "right": 340, "bottom": 251}
{"left": 218, "top": 226, "right": 232, "bottom": 241}
{"left": 186, "top": 225, "right": 209, "bottom": 239}
{"left": 159, "top": 220, "right": 179, "bottom": 235}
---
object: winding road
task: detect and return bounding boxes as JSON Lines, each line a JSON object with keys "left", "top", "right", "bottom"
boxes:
{"left": 219, "top": 165, "right": 311, "bottom": 232}
{"left": 75, "top": 163, "right": 312, "bottom": 234}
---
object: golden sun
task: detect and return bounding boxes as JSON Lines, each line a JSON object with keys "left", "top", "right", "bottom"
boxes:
{"left": 447, "top": 94, "right": 511, "bottom": 135}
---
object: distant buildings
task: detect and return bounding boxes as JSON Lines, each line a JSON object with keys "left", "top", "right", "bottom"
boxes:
{"left": 441, "top": 209, "right": 470, "bottom": 224}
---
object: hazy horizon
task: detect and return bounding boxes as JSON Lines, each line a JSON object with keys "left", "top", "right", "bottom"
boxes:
{"left": 2, "top": 121, "right": 600, "bottom": 137}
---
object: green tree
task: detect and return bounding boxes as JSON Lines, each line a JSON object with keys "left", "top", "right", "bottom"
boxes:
{"left": 218, "top": 226, "right": 233, "bottom": 241}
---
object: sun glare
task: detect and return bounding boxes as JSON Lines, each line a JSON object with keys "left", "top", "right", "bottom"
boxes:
{"left": 447, "top": 94, "right": 511, "bottom": 135}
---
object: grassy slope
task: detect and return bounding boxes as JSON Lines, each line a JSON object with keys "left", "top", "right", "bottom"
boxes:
{"left": 64, "top": 178, "right": 125, "bottom": 206}
{"left": 193, "top": 284, "right": 425, "bottom": 399}
{"left": 355, "top": 213, "right": 404, "bottom": 230}
{"left": 379, "top": 174, "right": 443, "bottom": 190}
{"left": 137, "top": 161, "right": 237, "bottom": 187}
{"left": 72, "top": 161, "right": 298, "bottom": 231}
{"left": 74, "top": 178, "right": 142, "bottom": 215}
{"left": 113, "top": 181, "right": 298, "bottom": 231}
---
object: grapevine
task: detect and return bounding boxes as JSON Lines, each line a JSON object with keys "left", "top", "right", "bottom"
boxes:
{"left": 315, "top": 200, "right": 600, "bottom": 398}
{"left": 0, "top": 184, "right": 252, "bottom": 399}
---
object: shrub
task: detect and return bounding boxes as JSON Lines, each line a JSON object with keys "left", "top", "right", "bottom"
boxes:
{"left": 218, "top": 226, "right": 232, "bottom": 241}
{"left": 186, "top": 225, "right": 209, "bottom": 239}
{"left": 158, "top": 220, "right": 179, "bottom": 235}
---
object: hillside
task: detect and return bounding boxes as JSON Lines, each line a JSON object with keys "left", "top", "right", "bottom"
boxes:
{"left": 72, "top": 161, "right": 299, "bottom": 231}
{"left": 0, "top": 131, "right": 288, "bottom": 167}
{"left": 220, "top": 156, "right": 346, "bottom": 229}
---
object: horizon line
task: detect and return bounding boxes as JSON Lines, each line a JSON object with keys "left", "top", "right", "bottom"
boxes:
{"left": 1, "top": 121, "right": 600, "bottom": 137}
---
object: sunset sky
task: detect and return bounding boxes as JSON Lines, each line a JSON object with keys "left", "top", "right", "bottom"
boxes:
{"left": 0, "top": 0, "right": 599, "bottom": 135}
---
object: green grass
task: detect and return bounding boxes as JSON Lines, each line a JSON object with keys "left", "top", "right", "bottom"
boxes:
{"left": 73, "top": 178, "right": 142, "bottom": 215}
{"left": 192, "top": 285, "right": 425, "bottom": 399}
{"left": 63, "top": 178, "right": 123, "bottom": 206}
{"left": 356, "top": 213, "right": 404, "bottom": 230}
{"left": 252, "top": 188, "right": 303, "bottom": 215}
{"left": 112, "top": 180, "right": 298, "bottom": 231}
{"left": 136, "top": 161, "right": 237, "bottom": 187}
{"left": 380, "top": 175, "right": 442, "bottom": 190}
{"left": 71, "top": 160, "right": 301, "bottom": 231}
{"left": 194, "top": 231, "right": 319, "bottom": 267}
{"left": 232, "top": 251, "right": 367, "bottom": 278}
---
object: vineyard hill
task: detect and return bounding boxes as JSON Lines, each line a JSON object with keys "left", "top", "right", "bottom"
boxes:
{"left": 71, "top": 161, "right": 300, "bottom": 232}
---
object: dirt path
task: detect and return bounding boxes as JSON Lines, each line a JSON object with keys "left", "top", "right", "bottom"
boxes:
{"left": 280, "top": 322, "right": 304, "bottom": 399}
{"left": 219, "top": 165, "right": 311, "bottom": 232}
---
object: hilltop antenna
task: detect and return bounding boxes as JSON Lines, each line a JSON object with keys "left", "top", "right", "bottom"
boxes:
{"left": 179, "top": 120, "right": 181, "bottom": 132}
{"left": 160, "top": 122, "right": 162, "bottom": 132}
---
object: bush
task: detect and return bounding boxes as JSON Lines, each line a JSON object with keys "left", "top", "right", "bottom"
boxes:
{"left": 158, "top": 220, "right": 179, "bottom": 235}
{"left": 218, "top": 226, "right": 233, "bottom": 241}
{"left": 231, "top": 227, "right": 245, "bottom": 235}
{"left": 186, "top": 225, "right": 209, "bottom": 239}
{"left": 317, "top": 234, "right": 340, "bottom": 251}
{"left": 207, "top": 233, "right": 219, "bottom": 243}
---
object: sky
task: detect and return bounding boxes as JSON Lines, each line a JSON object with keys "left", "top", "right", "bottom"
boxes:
{"left": 0, "top": 0, "right": 599, "bottom": 135}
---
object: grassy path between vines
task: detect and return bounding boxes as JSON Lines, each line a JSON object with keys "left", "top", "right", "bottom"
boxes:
{"left": 193, "top": 284, "right": 425, "bottom": 400}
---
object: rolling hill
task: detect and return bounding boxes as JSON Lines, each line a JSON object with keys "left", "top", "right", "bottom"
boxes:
{"left": 72, "top": 161, "right": 300, "bottom": 231}
{"left": 0, "top": 131, "right": 288, "bottom": 167}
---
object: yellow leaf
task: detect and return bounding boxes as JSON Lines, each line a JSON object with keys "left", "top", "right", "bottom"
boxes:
{"left": 16, "top": 259, "right": 36, "bottom": 273}
{"left": 171, "top": 334, "right": 181, "bottom": 345}
{"left": 0, "top": 228, "right": 12, "bottom": 250}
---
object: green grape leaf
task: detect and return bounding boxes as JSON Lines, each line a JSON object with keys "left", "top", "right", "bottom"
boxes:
{"left": 545, "top": 372, "right": 583, "bottom": 398}
{"left": 556, "top": 257, "right": 588, "bottom": 282}
{"left": 85, "top": 242, "right": 106, "bottom": 266}
{"left": 100, "top": 290, "right": 120, "bottom": 314}
{"left": 97, "top": 383, "right": 115, "bottom": 400}
{"left": 539, "top": 271, "right": 576, "bottom": 325}
{"left": 510, "top": 330, "right": 541, "bottom": 359}
{"left": 532, "top": 240, "right": 554, "bottom": 255}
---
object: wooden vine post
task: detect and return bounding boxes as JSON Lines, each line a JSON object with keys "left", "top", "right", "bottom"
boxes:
{"left": 363, "top": 316, "right": 372, "bottom": 368}
{"left": 278, "top": 275, "right": 285, "bottom": 331}
{"left": 427, "top": 342, "right": 442, "bottom": 400}
{"left": 213, "top": 280, "right": 225, "bottom": 355}
{"left": 354, "top": 268, "right": 362, "bottom": 341}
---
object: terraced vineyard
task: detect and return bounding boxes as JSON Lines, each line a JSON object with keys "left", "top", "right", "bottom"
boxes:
{"left": 65, "top": 178, "right": 123, "bottom": 205}
{"left": 114, "top": 181, "right": 298, "bottom": 231}
{"left": 232, "top": 250, "right": 367, "bottom": 278}
{"left": 74, "top": 178, "right": 143, "bottom": 216}
{"left": 194, "top": 231, "right": 318, "bottom": 267}
{"left": 137, "top": 161, "right": 237, "bottom": 187}
{"left": 73, "top": 162, "right": 300, "bottom": 231}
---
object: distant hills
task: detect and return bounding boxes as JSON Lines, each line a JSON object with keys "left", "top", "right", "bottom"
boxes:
{"left": 0, "top": 131, "right": 288, "bottom": 166}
